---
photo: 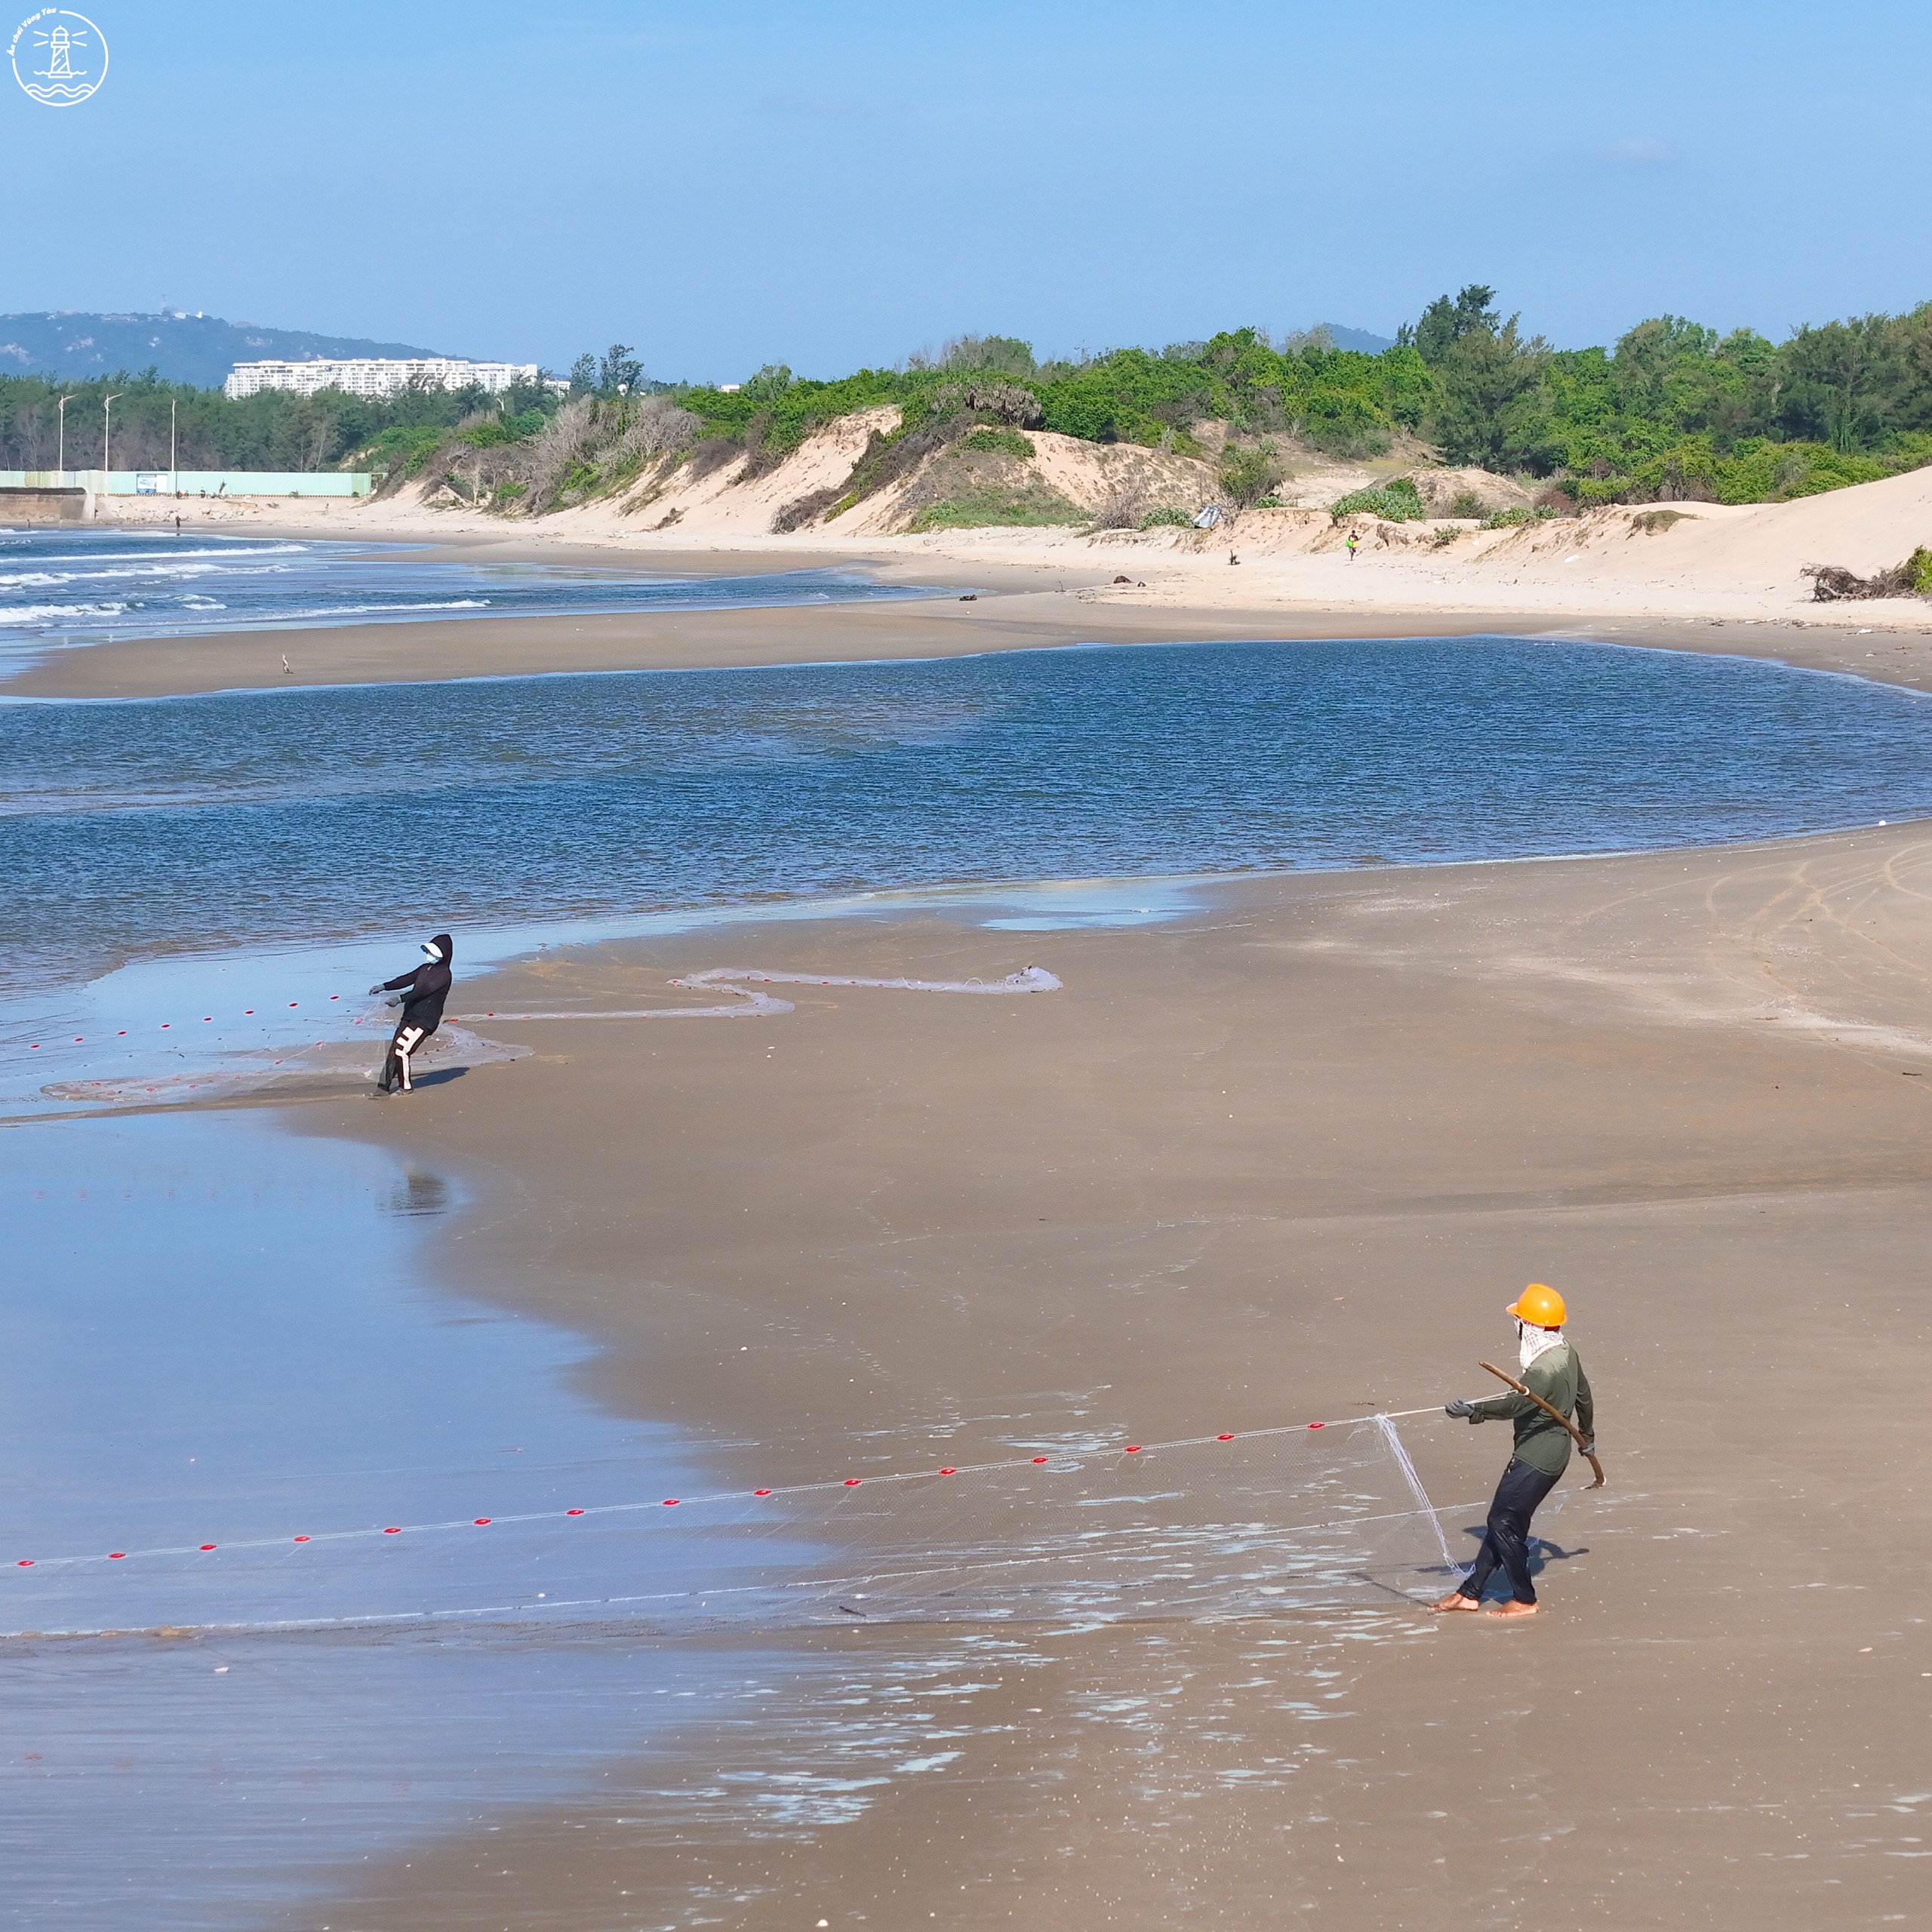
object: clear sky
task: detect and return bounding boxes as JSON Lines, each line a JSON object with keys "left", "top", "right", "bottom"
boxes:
{"left": 6, "top": 1, "right": 1929, "bottom": 383}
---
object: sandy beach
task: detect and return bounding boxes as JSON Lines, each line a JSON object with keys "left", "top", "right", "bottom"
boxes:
{"left": 10, "top": 489, "right": 1932, "bottom": 1929}
{"left": 258, "top": 822, "right": 1932, "bottom": 1929}
{"left": 9, "top": 456, "right": 1931, "bottom": 701}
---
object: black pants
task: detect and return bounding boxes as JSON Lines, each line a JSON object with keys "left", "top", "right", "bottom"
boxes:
{"left": 1459, "top": 1457, "right": 1560, "bottom": 1604}
{"left": 379, "top": 1020, "right": 433, "bottom": 1093}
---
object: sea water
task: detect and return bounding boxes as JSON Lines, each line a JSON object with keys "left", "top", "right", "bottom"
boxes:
{"left": 5, "top": 634, "right": 1931, "bottom": 1008}
{"left": 0, "top": 1112, "right": 785, "bottom": 1930}
{"left": 0, "top": 525, "right": 931, "bottom": 669}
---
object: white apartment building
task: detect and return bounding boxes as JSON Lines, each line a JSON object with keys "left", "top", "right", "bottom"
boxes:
{"left": 223, "top": 358, "right": 543, "bottom": 400}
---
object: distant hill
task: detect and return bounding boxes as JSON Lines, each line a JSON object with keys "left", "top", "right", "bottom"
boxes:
{"left": 0, "top": 312, "right": 457, "bottom": 388}
{"left": 1310, "top": 322, "right": 1395, "bottom": 354}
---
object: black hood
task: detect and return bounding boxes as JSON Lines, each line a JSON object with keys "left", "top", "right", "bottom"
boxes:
{"left": 429, "top": 932, "right": 454, "bottom": 964}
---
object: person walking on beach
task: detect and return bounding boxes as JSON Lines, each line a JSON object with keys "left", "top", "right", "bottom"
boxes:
{"left": 1346, "top": 530, "right": 1361, "bottom": 561}
{"left": 1433, "top": 1283, "right": 1594, "bottom": 1618}
{"left": 371, "top": 933, "right": 454, "bottom": 1095}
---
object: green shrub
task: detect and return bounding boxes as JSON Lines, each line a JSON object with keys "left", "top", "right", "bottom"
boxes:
{"left": 1331, "top": 476, "right": 1426, "bottom": 522}
{"left": 909, "top": 484, "right": 1086, "bottom": 531}
{"left": 1481, "top": 505, "right": 1558, "bottom": 528}
{"left": 961, "top": 426, "right": 1035, "bottom": 458}
{"left": 1447, "top": 489, "right": 1485, "bottom": 518}
{"left": 1220, "top": 439, "right": 1284, "bottom": 508}
{"left": 1140, "top": 506, "right": 1193, "bottom": 528}
{"left": 365, "top": 423, "right": 450, "bottom": 479}
{"left": 1907, "top": 546, "right": 1932, "bottom": 594}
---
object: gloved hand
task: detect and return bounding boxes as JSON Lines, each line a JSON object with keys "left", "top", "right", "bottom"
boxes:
{"left": 1444, "top": 1398, "right": 1477, "bottom": 1419}
{"left": 1579, "top": 1437, "right": 1596, "bottom": 1457}
{"left": 368, "top": 983, "right": 384, "bottom": 995}
{"left": 385, "top": 994, "right": 404, "bottom": 1008}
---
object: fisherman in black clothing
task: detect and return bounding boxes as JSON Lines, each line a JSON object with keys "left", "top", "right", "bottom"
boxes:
{"left": 371, "top": 933, "right": 454, "bottom": 1095}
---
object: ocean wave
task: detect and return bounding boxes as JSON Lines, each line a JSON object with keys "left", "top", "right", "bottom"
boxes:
{"left": 0, "top": 561, "right": 234, "bottom": 589}
{"left": 0, "top": 603, "right": 129, "bottom": 626}
{"left": 251, "top": 599, "right": 492, "bottom": 618}
{"left": 2, "top": 543, "right": 312, "bottom": 567}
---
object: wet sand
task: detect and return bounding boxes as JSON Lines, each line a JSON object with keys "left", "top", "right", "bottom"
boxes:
{"left": 288, "top": 826, "right": 1932, "bottom": 1927}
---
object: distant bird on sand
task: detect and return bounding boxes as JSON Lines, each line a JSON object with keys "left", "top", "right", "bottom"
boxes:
{"left": 281, "top": 654, "right": 293, "bottom": 675}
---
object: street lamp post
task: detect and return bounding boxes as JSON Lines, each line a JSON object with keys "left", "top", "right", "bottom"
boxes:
{"left": 103, "top": 393, "right": 123, "bottom": 478}
{"left": 170, "top": 398, "right": 177, "bottom": 493}
{"left": 56, "top": 394, "right": 75, "bottom": 473}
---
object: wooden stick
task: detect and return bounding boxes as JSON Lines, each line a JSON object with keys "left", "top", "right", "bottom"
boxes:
{"left": 1478, "top": 1361, "right": 1605, "bottom": 1489}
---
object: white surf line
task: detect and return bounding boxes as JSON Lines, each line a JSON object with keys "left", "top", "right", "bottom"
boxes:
{"left": 469, "top": 963, "right": 1062, "bottom": 1023}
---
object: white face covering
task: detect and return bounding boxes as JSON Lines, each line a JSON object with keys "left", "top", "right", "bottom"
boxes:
{"left": 1518, "top": 1320, "right": 1566, "bottom": 1370}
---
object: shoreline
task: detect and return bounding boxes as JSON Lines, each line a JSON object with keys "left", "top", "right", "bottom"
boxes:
{"left": 5, "top": 509, "right": 1932, "bottom": 701}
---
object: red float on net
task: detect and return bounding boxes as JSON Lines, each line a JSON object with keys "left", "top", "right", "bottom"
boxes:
{"left": 565, "top": 1508, "right": 585, "bottom": 1516}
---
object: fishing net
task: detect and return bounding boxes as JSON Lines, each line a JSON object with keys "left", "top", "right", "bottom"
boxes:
{"left": 24, "top": 967, "right": 1058, "bottom": 1109}
{"left": 2, "top": 1415, "right": 1468, "bottom": 1641}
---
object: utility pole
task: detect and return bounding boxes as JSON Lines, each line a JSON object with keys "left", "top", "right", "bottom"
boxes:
{"left": 170, "top": 398, "right": 177, "bottom": 492}
{"left": 56, "top": 394, "right": 75, "bottom": 472}
{"left": 103, "top": 392, "right": 123, "bottom": 475}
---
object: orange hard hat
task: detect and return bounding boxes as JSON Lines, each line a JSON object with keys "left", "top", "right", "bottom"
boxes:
{"left": 1507, "top": 1282, "right": 1566, "bottom": 1328}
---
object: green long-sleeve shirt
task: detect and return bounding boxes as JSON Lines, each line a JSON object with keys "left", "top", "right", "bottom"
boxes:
{"left": 1468, "top": 1343, "right": 1594, "bottom": 1478}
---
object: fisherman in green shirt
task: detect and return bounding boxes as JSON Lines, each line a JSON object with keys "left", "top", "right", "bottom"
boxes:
{"left": 1432, "top": 1282, "right": 1595, "bottom": 1619}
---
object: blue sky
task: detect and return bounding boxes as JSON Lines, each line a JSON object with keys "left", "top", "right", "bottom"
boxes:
{"left": 5, "top": 1, "right": 1929, "bottom": 382}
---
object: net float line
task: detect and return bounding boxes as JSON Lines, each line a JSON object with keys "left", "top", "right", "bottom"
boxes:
{"left": 469, "top": 964, "right": 1061, "bottom": 1023}
{"left": 8, "top": 966, "right": 1060, "bottom": 1054}
{"left": 11, "top": 995, "right": 345, "bottom": 1051}
{"left": 5, "top": 1404, "right": 1443, "bottom": 1574}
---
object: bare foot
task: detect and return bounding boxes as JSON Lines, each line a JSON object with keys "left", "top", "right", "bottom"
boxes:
{"left": 1430, "top": 1592, "right": 1480, "bottom": 1613}
{"left": 1487, "top": 1600, "right": 1539, "bottom": 1618}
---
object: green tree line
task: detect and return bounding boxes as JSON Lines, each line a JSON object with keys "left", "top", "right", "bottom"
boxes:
{"left": 6, "top": 292, "right": 1929, "bottom": 508}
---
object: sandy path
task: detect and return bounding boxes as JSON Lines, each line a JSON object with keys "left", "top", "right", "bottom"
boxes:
{"left": 282, "top": 826, "right": 1932, "bottom": 1928}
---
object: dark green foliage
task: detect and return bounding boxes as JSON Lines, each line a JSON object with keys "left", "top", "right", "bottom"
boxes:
{"left": 1907, "top": 546, "right": 1932, "bottom": 594}
{"left": 1481, "top": 505, "right": 1558, "bottom": 529}
{"left": 598, "top": 343, "right": 645, "bottom": 395}
{"left": 962, "top": 426, "right": 1035, "bottom": 457}
{"left": 1402, "top": 286, "right": 1500, "bottom": 365}
{"left": 0, "top": 367, "right": 564, "bottom": 475}
{"left": 1140, "top": 506, "right": 1193, "bottom": 528}
{"left": 1331, "top": 477, "right": 1426, "bottom": 522}
{"left": 1219, "top": 440, "right": 1283, "bottom": 508}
